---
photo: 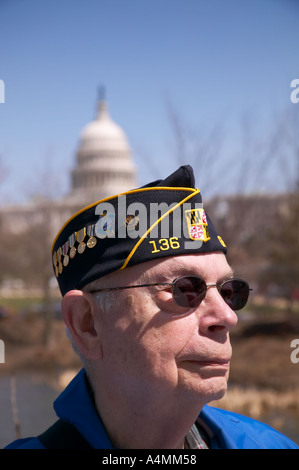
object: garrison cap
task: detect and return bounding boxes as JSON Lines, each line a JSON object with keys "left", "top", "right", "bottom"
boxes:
{"left": 52, "top": 165, "right": 227, "bottom": 295}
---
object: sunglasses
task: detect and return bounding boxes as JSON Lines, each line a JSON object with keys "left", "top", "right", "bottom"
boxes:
{"left": 88, "top": 276, "right": 252, "bottom": 312}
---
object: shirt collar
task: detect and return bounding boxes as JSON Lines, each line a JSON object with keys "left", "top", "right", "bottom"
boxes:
{"left": 54, "top": 368, "right": 114, "bottom": 449}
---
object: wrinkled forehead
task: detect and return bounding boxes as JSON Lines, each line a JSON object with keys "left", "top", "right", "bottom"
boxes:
{"left": 143, "top": 252, "right": 232, "bottom": 280}
{"left": 93, "top": 252, "right": 231, "bottom": 288}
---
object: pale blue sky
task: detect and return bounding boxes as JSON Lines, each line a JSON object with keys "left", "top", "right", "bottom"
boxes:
{"left": 0, "top": 0, "right": 299, "bottom": 203}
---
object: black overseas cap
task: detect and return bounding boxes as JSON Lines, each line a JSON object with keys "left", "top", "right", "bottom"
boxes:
{"left": 52, "top": 165, "right": 227, "bottom": 295}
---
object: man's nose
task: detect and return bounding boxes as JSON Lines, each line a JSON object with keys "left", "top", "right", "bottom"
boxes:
{"left": 196, "top": 286, "right": 239, "bottom": 334}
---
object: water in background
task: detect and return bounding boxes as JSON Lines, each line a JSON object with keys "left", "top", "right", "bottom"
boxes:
{"left": 0, "top": 374, "right": 58, "bottom": 448}
{"left": 1, "top": 373, "right": 298, "bottom": 448}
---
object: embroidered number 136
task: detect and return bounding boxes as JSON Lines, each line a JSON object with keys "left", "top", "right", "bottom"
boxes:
{"left": 149, "top": 237, "right": 180, "bottom": 253}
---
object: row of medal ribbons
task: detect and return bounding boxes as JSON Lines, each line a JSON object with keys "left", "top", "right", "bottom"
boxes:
{"left": 53, "top": 224, "right": 97, "bottom": 278}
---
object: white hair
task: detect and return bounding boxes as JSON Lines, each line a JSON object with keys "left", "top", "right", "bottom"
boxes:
{"left": 82, "top": 276, "right": 118, "bottom": 313}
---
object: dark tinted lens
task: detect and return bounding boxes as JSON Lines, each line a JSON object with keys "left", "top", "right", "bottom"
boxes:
{"left": 220, "top": 279, "right": 249, "bottom": 311}
{"left": 173, "top": 276, "right": 206, "bottom": 308}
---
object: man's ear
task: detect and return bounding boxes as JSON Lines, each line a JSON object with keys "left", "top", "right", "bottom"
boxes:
{"left": 61, "top": 290, "right": 103, "bottom": 360}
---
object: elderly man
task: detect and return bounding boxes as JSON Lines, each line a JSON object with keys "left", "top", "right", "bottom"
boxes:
{"left": 5, "top": 165, "right": 298, "bottom": 449}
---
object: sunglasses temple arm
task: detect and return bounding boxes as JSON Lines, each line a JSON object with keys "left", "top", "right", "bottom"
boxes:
{"left": 88, "top": 282, "right": 172, "bottom": 294}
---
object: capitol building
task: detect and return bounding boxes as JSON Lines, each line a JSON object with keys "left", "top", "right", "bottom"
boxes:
{"left": 69, "top": 97, "right": 137, "bottom": 205}
{"left": 0, "top": 95, "right": 137, "bottom": 240}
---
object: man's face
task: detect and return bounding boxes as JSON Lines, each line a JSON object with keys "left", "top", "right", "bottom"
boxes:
{"left": 96, "top": 252, "right": 238, "bottom": 409}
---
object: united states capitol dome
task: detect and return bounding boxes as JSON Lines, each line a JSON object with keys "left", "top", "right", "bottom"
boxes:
{"left": 69, "top": 94, "right": 137, "bottom": 204}
{"left": 80, "top": 100, "right": 130, "bottom": 152}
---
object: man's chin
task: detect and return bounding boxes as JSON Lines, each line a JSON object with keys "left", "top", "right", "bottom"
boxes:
{"left": 201, "top": 376, "right": 228, "bottom": 404}
{"left": 179, "top": 374, "right": 228, "bottom": 406}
